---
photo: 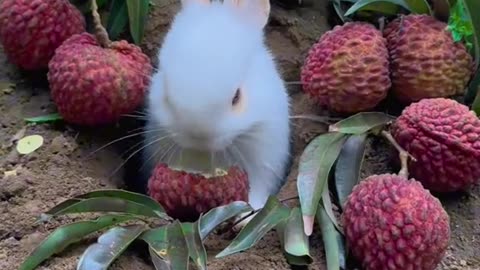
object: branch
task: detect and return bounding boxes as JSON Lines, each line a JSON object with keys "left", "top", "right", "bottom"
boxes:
{"left": 381, "top": 130, "right": 416, "bottom": 179}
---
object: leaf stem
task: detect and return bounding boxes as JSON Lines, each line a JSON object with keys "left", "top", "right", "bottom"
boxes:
{"left": 381, "top": 130, "right": 416, "bottom": 179}
{"left": 91, "top": 0, "right": 111, "bottom": 47}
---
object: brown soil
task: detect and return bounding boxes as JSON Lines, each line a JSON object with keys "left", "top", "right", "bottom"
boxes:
{"left": 0, "top": 1, "right": 479, "bottom": 270}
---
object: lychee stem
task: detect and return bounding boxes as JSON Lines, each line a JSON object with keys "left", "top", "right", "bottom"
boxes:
{"left": 90, "top": 0, "right": 111, "bottom": 48}
{"left": 381, "top": 130, "right": 416, "bottom": 179}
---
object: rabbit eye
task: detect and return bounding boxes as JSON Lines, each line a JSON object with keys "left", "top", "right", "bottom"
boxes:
{"left": 232, "top": 88, "right": 241, "bottom": 106}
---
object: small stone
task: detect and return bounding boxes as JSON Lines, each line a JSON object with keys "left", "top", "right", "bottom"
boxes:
{"left": 0, "top": 175, "right": 28, "bottom": 199}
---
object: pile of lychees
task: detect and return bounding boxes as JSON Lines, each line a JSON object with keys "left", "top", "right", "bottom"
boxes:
{"left": 301, "top": 12, "right": 480, "bottom": 270}
{"left": 0, "top": 0, "right": 153, "bottom": 126}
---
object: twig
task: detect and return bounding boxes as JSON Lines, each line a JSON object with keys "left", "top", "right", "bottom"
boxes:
{"left": 381, "top": 130, "right": 416, "bottom": 179}
{"left": 91, "top": 0, "right": 111, "bottom": 48}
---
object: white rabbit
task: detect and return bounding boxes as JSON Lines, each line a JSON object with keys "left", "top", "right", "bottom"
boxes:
{"left": 142, "top": 0, "right": 292, "bottom": 221}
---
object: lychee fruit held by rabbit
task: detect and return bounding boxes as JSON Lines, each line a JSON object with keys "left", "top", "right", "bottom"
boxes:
{"left": 138, "top": 0, "right": 292, "bottom": 225}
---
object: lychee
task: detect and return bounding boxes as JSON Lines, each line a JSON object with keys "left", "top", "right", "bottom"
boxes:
{"left": 391, "top": 98, "right": 480, "bottom": 192}
{"left": 47, "top": 33, "right": 153, "bottom": 126}
{"left": 0, "top": 0, "right": 86, "bottom": 70}
{"left": 148, "top": 164, "right": 249, "bottom": 221}
{"left": 300, "top": 22, "right": 391, "bottom": 114}
{"left": 342, "top": 174, "right": 450, "bottom": 270}
{"left": 384, "top": 15, "right": 473, "bottom": 103}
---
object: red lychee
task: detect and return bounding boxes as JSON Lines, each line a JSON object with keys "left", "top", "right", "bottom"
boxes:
{"left": 47, "top": 33, "right": 153, "bottom": 126}
{"left": 148, "top": 164, "right": 249, "bottom": 221}
{"left": 343, "top": 174, "right": 450, "bottom": 270}
{"left": 0, "top": 0, "right": 86, "bottom": 70}
{"left": 300, "top": 22, "right": 391, "bottom": 114}
{"left": 391, "top": 98, "right": 480, "bottom": 192}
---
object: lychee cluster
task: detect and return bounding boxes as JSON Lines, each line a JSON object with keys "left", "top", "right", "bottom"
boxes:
{"left": 0, "top": 0, "right": 153, "bottom": 126}
{"left": 301, "top": 15, "right": 473, "bottom": 113}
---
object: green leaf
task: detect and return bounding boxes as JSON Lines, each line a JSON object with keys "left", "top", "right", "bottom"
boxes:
{"left": 447, "top": 0, "right": 475, "bottom": 52}
{"left": 181, "top": 222, "right": 207, "bottom": 270}
{"left": 77, "top": 225, "right": 146, "bottom": 270}
{"left": 404, "top": 0, "right": 432, "bottom": 14}
{"left": 297, "top": 132, "right": 347, "bottom": 236}
{"left": 199, "top": 201, "right": 253, "bottom": 240}
{"left": 19, "top": 215, "right": 135, "bottom": 270}
{"left": 126, "top": 0, "right": 150, "bottom": 44}
{"left": 344, "top": 0, "right": 411, "bottom": 16}
{"left": 24, "top": 113, "right": 63, "bottom": 124}
{"left": 216, "top": 196, "right": 291, "bottom": 258}
{"left": 321, "top": 181, "right": 341, "bottom": 233}
{"left": 106, "top": 0, "right": 129, "bottom": 40}
{"left": 41, "top": 189, "right": 168, "bottom": 221}
{"left": 460, "top": 0, "right": 480, "bottom": 104}
{"left": 462, "top": 0, "right": 480, "bottom": 68}
{"left": 276, "top": 207, "right": 313, "bottom": 266}
{"left": 329, "top": 112, "right": 395, "bottom": 135}
{"left": 141, "top": 221, "right": 190, "bottom": 270}
{"left": 334, "top": 133, "right": 368, "bottom": 209}
{"left": 316, "top": 205, "right": 347, "bottom": 270}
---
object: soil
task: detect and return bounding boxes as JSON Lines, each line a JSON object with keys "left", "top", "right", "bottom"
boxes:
{"left": 0, "top": 1, "right": 479, "bottom": 270}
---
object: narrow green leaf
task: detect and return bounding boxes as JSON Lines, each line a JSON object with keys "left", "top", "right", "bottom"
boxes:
{"left": 106, "top": 0, "right": 129, "bottom": 40}
{"left": 19, "top": 215, "right": 135, "bottom": 270}
{"left": 297, "top": 132, "right": 347, "bottom": 236}
{"left": 216, "top": 196, "right": 291, "bottom": 258}
{"left": 41, "top": 189, "right": 168, "bottom": 221}
{"left": 181, "top": 222, "right": 207, "bottom": 270}
{"left": 404, "top": 0, "right": 432, "bottom": 14}
{"left": 141, "top": 221, "right": 189, "bottom": 270}
{"left": 321, "top": 182, "right": 342, "bottom": 233}
{"left": 24, "top": 113, "right": 63, "bottom": 124}
{"left": 316, "top": 205, "right": 347, "bottom": 270}
{"left": 344, "top": 0, "right": 411, "bottom": 16}
{"left": 334, "top": 133, "right": 368, "bottom": 209}
{"left": 199, "top": 201, "right": 253, "bottom": 240}
{"left": 329, "top": 112, "right": 395, "bottom": 135}
{"left": 77, "top": 225, "right": 146, "bottom": 270}
{"left": 43, "top": 197, "right": 164, "bottom": 220}
{"left": 126, "top": 0, "right": 150, "bottom": 44}
{"left": 276, "top": 208, "right": 312, "bottom": 266}
{"left": 330, "top": 0, "right": 347, "bottom": 23}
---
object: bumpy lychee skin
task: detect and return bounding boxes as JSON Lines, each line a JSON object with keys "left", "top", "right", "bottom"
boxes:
{"left": 391, "top": 98, "right": 480, "bottom": 192}
{"left": 0, "top": 0, "right": 86, "bottom": 70}
{"left": 47, "top": 33, "right": 153, "bottom": 126}
{"left": 384, "top": 15, "right": 473, "bottom": 103}
{"left": 300, "top": 22, "right": 391, "bottom": 114}
{"left": 148, "top": 164, "right": 249, "bottom": 221}
{"left": 343, "top": 174, "right": 450, "bottom": 270}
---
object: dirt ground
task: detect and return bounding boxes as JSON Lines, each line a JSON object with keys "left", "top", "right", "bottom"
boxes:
{"left": 0, "top": 1, "right": 479, "bottom": 270}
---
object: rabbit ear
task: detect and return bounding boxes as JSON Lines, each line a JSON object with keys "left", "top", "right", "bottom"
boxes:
{"left": 224, "top": 0, "right": 270, "bottom": 28}
{"left": 181, "top": 0, "right": 210, "bottom": 7}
